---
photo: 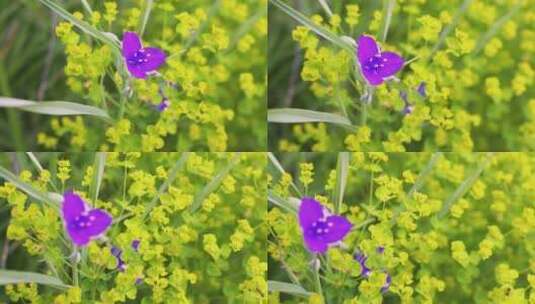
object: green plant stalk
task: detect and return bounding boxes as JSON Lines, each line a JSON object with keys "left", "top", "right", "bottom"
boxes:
{"left": 333, "top": 152, "right": 349, "bottom": 214}
{"left": 0, "top": 61, "right": 24, "bottom": 150}
{"left": 379, "top": 0, "right": 395, "bottom": 42}
{"left": 473, "top": 2, "right": 522, "bottom": 54}
{"left": 438, "top": 153, "right": 494, "bottom": 218}
{"left": 427, "top": 0, "right": 473, "bottom": 60}
{"left": 314, "top": 259, "right": 324, "bottom": 301}
{"left": 391, "top": 152, "right": 442, "bottom": 224}
{"left": 267, "top": 152, "right": 303, "bottom": 197}
{"left": 317, "top": 0, "right": 333, "bottom": 17}
{"left": 139, "top": 0, "right": 154, "bottom": 37}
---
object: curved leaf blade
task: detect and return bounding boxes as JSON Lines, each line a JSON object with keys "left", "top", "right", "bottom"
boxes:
{"left": 268, "top": 280, "right": 312, "bottom": 297}
{"left": 268, "top": 108, "right": 354, "bottom": 128}
{"left": 0, "top": 270, "right": 70, "bottom": 289}
{"left": 0, "top": 98, "right": 111, "bottom": 122}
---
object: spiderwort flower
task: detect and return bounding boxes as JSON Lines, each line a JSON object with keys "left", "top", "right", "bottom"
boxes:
{"left": 62, "top": 191, "right": 112, "bottom": 247}
{"left": 357, "top": 35, "right": 404, "bottom": 86}
{"left": 122, "top": 32, "right": 166, "bottom": 79}
{"left": 298, "top": 197, "right": 352, "bottom": 254}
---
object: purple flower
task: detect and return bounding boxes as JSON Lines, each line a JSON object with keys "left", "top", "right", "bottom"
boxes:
{"left": 357, "top": 35, "right": 404, "bottom": 86}
{"left": 62, "top": 192, "right": 112, "bottom": 247}
{"left": 122, "top": 32, "right": 166, "bottom": 79}
{"left": 298, "top": 197, "right": 352, "bottom": 254}
{"left": 354, "top": 247, "right": 391, "bottom": 293}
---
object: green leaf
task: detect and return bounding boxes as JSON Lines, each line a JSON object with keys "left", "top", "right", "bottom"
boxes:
{"left": 138, "top": 0, "right": 154, "bottom": 37}
{"left": 267, "top": 190, "right": 299, "bottom": 214}
{"left": 37, "top": 0, "right": 120, "bottom": 51}
{"left": 0, "top": 166, "right": 61, "bottom": 208}
{"left": 190, "top": 154, "right": 241, "bottom": 213}
{"left": 267, "top": 152, "right": 302, "bottom": 196}
{"left": 268, "top": 108, "right": 354, "bottom": 129}
{"left": 317, "top": 0, "right": 333, "bottom": 17}
{"left": 90, "top": 153, "right": 107, "bottom": 203}
{"left": 333, "top": 152, "right": 349, "bottom": 214}
{"left": 0, "top": 270, "right": 70, "bottom": 289}
{"left": 269, "top": 0, "right": 354, "bottom": 52}
{"left": 0, "top": 98, "right": 111, "bottom": 122}
{"left": 268, "top": 280, "right": 312, "bottom": 297}
{"left": 379, "top": 0, "right": 396, "bottom": 42}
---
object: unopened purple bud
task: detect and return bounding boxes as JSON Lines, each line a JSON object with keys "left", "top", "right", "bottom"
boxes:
{"left": 403, "top": 104, "right": 414, "bottom": 115}
{"left": 156, "top": 99, "right": 170, "bottom": 112}
{"left": 376, "top": 246, "right": 385, "bottom": 254}
{"left": 417, "top": 82, "right": 426, "bottom": 97}
{"left": 131, "top": 240, "right": 140, "bottom": 251}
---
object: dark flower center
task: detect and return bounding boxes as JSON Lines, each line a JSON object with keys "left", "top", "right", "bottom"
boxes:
{"left": 70, "top": 213, "right": 96, "bottom": 230}
{"left": 306, "top": 217, "right": 334, "bottom": 238}
{"left": 127, "top": 49, "right": 150, "bottom": 66}
{"left": 363, "top": 54, "right": 388, "bottom": 74}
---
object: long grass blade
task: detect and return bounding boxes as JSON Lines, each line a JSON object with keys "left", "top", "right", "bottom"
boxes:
{"left": 270, "top": 0, "right": 354, "bottom": 52}
{"left": 138, "top": 0, "right": 154, "bottom": 37}
{"left": 0, "top": 270, "right": 70, "bottom": 289}
{"left": 38, "top": 0, "right": 120, "bottom": 51}
{"left": 267, "top": 190, "right": 299, "bottom": 214}
{"left": 268, "top": 280, "right": 312, "bottom": 297}
{"left": 0, "top": 167, "right": 61, "bottom": 207}
{"left": 379, "top": 0, "right": 395, "bottom": 42}
{"left": 333, "top": 152, "right": 349, "bottom": 214}
{"left": 90, "top": 152, "right": 106, "bottom": 203}
{"left": 267, "top": 153, "right": 302, "bottom": 196}
{"left": 268, "top": 108, "right": 354, "bottom": 128}
{"left": 0, "top": 98, "right": 111, "bottom": 122}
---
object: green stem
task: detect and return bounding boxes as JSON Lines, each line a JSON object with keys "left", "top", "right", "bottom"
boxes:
{"left": 437, "top": 153, "right": 494, "bottom": 218}
{"left": 72, "top": 249, "right": 79, "bottom": 287}
{"left": 379, "top": 0, "right": 395, "bottom": 42}
{"left": 314, "top": 258, "right": 324, "bottom": 300}
{"left": 0, "top": 61, "right": 24, "bottom": 150}
{"left": 427, "top": 0, "right": 473, "bottom": 60}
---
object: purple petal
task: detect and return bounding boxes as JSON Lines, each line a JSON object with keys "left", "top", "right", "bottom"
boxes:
{"left": 362, "top": 69, "right": 384, "bottom": 86}
{"left": 62, "top": 192, "right": 86, "bottom": 222}
{"left": 376, "top": 246, "right": 385, "bottom": 254}
{"left": 66, "top": 225, "right": 91, "bottom": 246}
{"left": 357, "top": 35, "right": 379, "bottom": 64}
{"left": 377, "top": 52, "right": 404, "bottom": 78}
{"left": 84, "top": 209, "right": 113, "bottom": 236}
{"left": 303, "top": 233, "right": 328, "bottom": 253}
{"left": 299, "top": 198, "right": 324, "bottom": 229}
{"left": 322, "top": 215, "right": 352, "bottom": 243}
{"left": 122, "top": 32, "right": 142, "bottom": 58}
{"left": 126, "top": 64, "right": 148, "bottom": 79}
{"left": 138, "top": 47, "right": 166, "bottom": 71}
